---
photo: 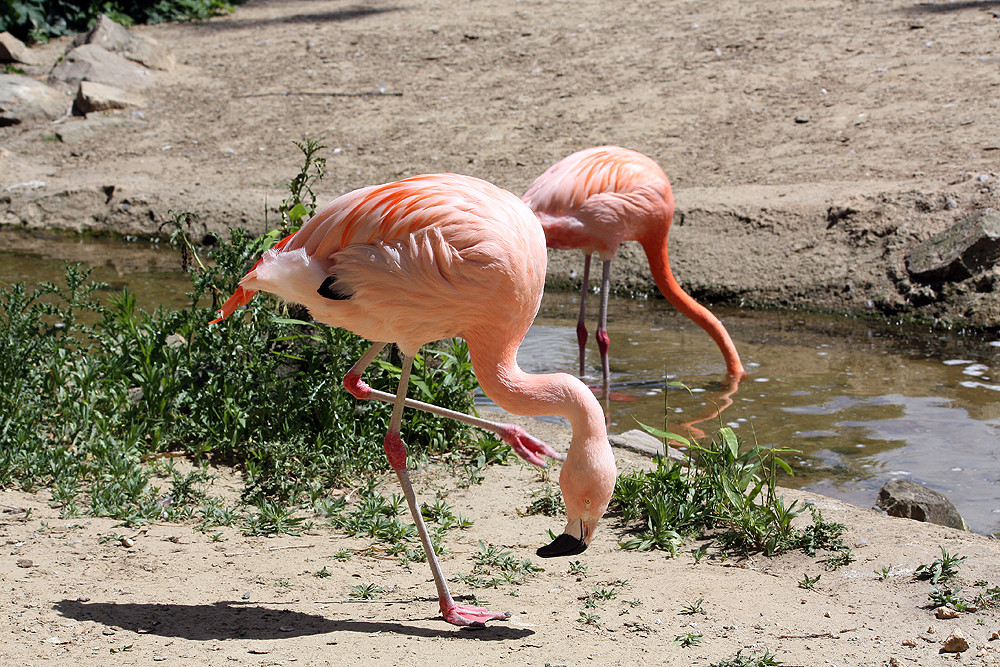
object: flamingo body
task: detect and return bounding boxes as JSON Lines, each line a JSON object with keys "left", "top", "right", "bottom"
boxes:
{"left": 523, "top": 146, "right": 747, "bottom": 390}
{"left": 212, "top": 173, "right": 615, "bottom": 627}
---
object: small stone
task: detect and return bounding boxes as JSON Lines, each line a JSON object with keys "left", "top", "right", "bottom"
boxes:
{"left": 16, "top": 558, "right": 33, "bottom": 568}
{"left": 989, "top": 630, "right": 999, "bottom": 641}
{"left": 165, "top": 333, "right": 186, "bottom": 348}
{"left": 942, "top": 628, "right": 969, "bottom": 653}
{"left": 120, "top": 536, "right": 134, "bottom": 548}
{"left": 902, "top": 638, "right": 917, "bottom": 647}
{"left": 794, "top": 115, "right": 810, "bottom": 124}
{"left": 936, "top": 607, "right": 960, "bottom": 619}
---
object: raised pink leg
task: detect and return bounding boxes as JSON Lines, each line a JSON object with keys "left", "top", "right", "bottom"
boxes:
{"left": 596, "top": 259, "right": 612, "bottom": 401}
{"left": 576, "top": 254, "right": 591, "bottom": 378}
{"left": 343, "top": 342, "right": 563, "bottom": 467}
{"left": 382, "top": 352, "right": 510, "bottom": 628}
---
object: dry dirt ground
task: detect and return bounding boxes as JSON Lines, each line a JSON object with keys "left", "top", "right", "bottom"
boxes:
{"left": 4, "top": 1, "right": 1000, "bottom": 665}
{"left": 2, "top": 412, "right": 1000, "bottom": 667}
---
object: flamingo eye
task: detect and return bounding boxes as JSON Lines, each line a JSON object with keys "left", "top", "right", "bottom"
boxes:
{"left": 585, "top": 498, "right": 591, "bottom": 506}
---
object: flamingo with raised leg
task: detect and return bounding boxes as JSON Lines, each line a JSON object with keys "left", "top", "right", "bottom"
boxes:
{"left": 522, "top": 146, "right": 747, "bottom": 397}
{"left": 210, "top": 173, "right": 616, "bottom": 628}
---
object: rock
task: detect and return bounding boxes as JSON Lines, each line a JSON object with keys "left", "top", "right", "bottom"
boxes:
{"left": 0, "top": 31, "right": 41, "bottom": 65}
{"left": 936, "top": 607, "right": 960, "bottom": 619}
{"left": 49, "top": 44, "right": 151, "bottom": 91}
{"left": 941, "top": 627, "right": 969, "bottom": 653}
{"left": 609, "top": 428, "right": 687, "bottom": 462}
{"left": 55, "top": 116, "right": 140, "bottom": 144}
{"left": 876, "top": 479, "right": 967, "bottom": 530}
{"left": 0, "top": 74, "right": 69, "bottom": 125}
{"left": 74, "top": 81, "right": 145, "bottom": 114}
{"left": 72, "top": 15, "right": 175, "bottom": 71}
{"left": 906, "top": 209, "right": 1000, "bottom": 283}
{"left": 16, "top": 558, "right": 33, "bottom": 568}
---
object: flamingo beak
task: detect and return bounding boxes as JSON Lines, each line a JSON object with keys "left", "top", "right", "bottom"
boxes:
{"left": 536, "top": 518, "right": 589, "bottom": 558}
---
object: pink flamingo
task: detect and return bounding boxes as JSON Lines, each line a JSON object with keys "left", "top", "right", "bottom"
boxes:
{"left": 210, "top": 173, "right": 616, "bottom": 628}
{"left": 522, "top": 146, "right": 747, "bottom": 396}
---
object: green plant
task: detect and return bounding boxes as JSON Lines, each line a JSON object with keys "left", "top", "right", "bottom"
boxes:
{"left": 568, "top": 560, "right": 588, "bottom": 576}
{"left": 674, "top": 632, "right": 703, "bottom": 647}
{"left": 706, "top": 649, "right": 782, "bottom": 667}
{"left": 874, "top": 565, "right": 893, "bottom": 581}
{"left": 798, "top": 573, "right": 821, "bottom": 590}
{"left": 819, "top": 548, "right": 855, "bottom": 571}
{"left": 614, "top": 424, "right": 802, "bottom": 556}
{"left": 928, "top": 586, "right": 969, "bottom": 611}
{"left": 523, "top": 484, "right": 566, "bottom": 517}
{"left": 915, "top": 546, "right": 966, "bottom": 585}
{"left": 680, "top": 598, "right": 704, "bottom": 615}
{"left": 348, "top": 583, "right": 384, "bottom": 600}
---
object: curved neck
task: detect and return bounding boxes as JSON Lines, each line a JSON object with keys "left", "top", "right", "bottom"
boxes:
{"left": 639, "top": 228, "right": 747, "bottom": 379}
{"left": 464, "top": 330, "right": 607, "bottom": 442}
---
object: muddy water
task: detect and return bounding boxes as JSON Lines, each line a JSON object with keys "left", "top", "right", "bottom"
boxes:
{"left": 3, "top": 231, "right": 999, "bottom": 535}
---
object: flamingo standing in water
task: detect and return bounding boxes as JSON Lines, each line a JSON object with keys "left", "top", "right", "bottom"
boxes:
{"left": 210, "top": 173, "right": 616, "bottom": 628}
{"left": 522, "top": 146, "right": 747, "bottom": 396}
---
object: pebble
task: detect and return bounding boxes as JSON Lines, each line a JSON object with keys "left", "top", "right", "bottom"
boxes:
{"left": 936, "top": 607, "right": 960, "bottom": 619}
{"left": 942, "top": 628, "right": 969, "bottom": 653}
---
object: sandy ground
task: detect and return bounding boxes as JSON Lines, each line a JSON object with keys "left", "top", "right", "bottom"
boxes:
{"left": 2, "top": 412, "right": 1000, "bottom": 667}
{"left": 4, "top": 1, "right": 1000, "bottom": 665}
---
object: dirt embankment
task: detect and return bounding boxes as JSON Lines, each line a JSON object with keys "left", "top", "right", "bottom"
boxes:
{"left": 2, "top": 0, "right": 1000, "bottom": 326}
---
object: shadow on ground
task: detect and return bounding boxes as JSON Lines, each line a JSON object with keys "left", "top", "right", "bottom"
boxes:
{"left": 53, "top": 599, "right": 534, "bottom": 641}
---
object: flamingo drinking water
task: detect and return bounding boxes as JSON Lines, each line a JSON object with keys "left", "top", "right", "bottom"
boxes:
{"left": 210, "top": 173, "right": 616, "bottom": 628}
{"left": 522, "top": 146, "right": 747, "bottom": 396}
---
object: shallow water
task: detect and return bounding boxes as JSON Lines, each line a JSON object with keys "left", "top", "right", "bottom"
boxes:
{"left": 3, "top": 230, "right": 998, "bottom": 535}
{"left": 526, "top": 292, "right": 1000, "bottom": 537}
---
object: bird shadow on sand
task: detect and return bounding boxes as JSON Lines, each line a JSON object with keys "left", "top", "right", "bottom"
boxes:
{"left": 53, "top": 599, "right": 534, "bottom": 641}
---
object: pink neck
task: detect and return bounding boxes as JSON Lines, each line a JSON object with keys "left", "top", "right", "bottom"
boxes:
{"left": 640, "top": 229, "right": 747, "bottom": 379}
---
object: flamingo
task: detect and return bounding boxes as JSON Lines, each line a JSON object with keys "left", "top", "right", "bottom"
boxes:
{"left": 210, "top": 173, "right": 616, "bottom": 628}
{"left": 522, "top": 146, "right": 747, "bottom": 397}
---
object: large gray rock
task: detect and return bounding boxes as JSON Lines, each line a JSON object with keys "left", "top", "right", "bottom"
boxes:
{"left": 71, "top": 15, "right": 175, "bottom": 71}
{"left": 74, "top": 81, "right": 145, "bottom": 114}
{"left": 0, "top": 31, "right": 41, "bottom": 65}
{"left": 0, "top": 74, "right": 69, "bottom": 125}
{"left": 876, "top": 479, "right": 968, "bottom": 530}
{"left": 906, "top": 209, "right": 1000, "bottom": 283}
{"left": 49, "top": 44, "right": 151, "bottom": 90}
{"left": 609, "top": 428, "right": 687, "bottom": 462}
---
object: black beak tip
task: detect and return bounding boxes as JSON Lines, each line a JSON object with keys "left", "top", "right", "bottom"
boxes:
{"left": 536, "top": 533, "right": 588, "bottom": 558}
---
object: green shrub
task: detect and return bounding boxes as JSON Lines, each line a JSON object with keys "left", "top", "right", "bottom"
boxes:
{"left": 0, "top": 232, "right": 484, "bottom": 525}
{"left": 0, "top": 0, "right": 244, "bottom": 44}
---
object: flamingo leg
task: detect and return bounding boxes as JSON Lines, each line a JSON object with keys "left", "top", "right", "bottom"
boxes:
{"left": 596, "top": 259, "right": 612, "bottom": 400}
{"left": 384, "top": 352, "right": 511, "bottom": 628}
{"left": 343, "top": 343, "right": 563, "bottom": 467}
{"left": 576, "top": 254, "right": 591, "bottom": 378}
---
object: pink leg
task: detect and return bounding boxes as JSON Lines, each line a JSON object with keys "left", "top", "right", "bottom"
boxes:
{"left": 596, "top": 259, "right": 612, "bottom": 400}
{"left": 343, "top": 343, "right": 563, "bottom": 467}
{"left": 576, "top": 254, "right": 592, "bottom": 378}
{"left": 383, "top": 353, "right": 510, "bottom": 628}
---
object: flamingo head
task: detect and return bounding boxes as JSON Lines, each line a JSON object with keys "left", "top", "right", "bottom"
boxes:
{"left": 536, "top": 449, "right": 616, "bottom": 558}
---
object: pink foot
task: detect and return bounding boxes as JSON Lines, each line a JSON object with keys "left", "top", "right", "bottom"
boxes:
{"left": 442, "top": 602, "right": 511, "bottom": 628}
{"left": 499, "top": 424, "right": 565, "bottom": 466}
